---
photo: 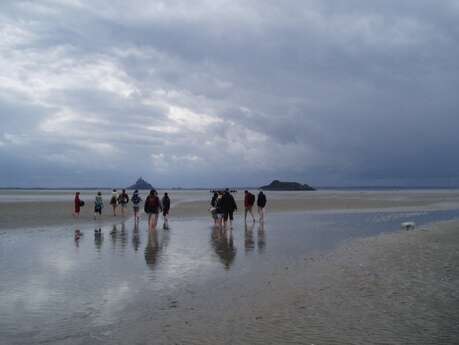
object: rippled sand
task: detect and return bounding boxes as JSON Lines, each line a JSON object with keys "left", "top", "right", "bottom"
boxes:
{"left": 108, "top": 221, "right": 459, "bottom": 345}
{"left": 3, "top": 189, "right": 459, "bottom": 229}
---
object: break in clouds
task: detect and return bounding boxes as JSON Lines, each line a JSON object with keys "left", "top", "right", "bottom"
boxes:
{"left": 1, "top": 0, "right": 459, "bottom": 188}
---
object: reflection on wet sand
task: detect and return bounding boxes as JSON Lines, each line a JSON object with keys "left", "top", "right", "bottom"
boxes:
{"left": 244, "top": 223, "right": 255, "bottom": 252}
{"left": 132, "top": 223, "right": 140, "bottom": 252}
{"left": 257, "top": 222, "right": 266, "bottom": 253}
{"left": 94, "top": 228, "right": 103, "bottom": 251}
{"left": 108, "top": 223, "right": 128, "bottom": 254}
{"left": 110, "top": 224, "right": 117, "bottom": 248}
{"left": 74, "top": 229, "right": 81, "bottom": 247}
{"left": 245, "top": 222, "right": 266, "bottom": 253}
{"left": 144, "top": 229, "right": 170, "bottom": 270}
{"left": 144, "top": 230, "right": 159, "bottom": 268}
{"left": 119, "top": 222, "right": 127, "bottom": 249}
{"left": 210, "top": 227, "right": 236, "bottom": 270}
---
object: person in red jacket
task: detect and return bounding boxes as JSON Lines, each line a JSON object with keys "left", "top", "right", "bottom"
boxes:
{"left": 74, "top": 192, "right": 81, "bottom": 218}
{"left": 244, "top": 190, "right": 256, "bottom": 223}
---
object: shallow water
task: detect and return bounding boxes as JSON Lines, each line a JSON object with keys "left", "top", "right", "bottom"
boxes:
{"left": 1, "top": 209, "right": 459, "bottom": 344}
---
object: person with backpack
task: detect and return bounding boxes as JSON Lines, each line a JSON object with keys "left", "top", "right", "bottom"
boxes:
{"left": 131, "top": 190, "right": 142, "bottom": 223}
{"left": 244, "top": 190, "right": 256, "bottom": 223}
{"left": 73, "top": 192, "right": 83, "bottom": 217}
{"left": 118, "top": 189, "right": 130, "bottom": 216}
{"left": 144, "top": 189, "right": 162, "bottom": 230}
{"left": 110, "top": 189, "right": 118, "bottom": 216}
{"left": 209, "top": 191, "right": 219, "bottom": 225}
{"left": 257, "top": 190, "right": 267, "bottom": 222}
{"left": 215, "top": 192, "right": 224, "bottom": 228}
{"left": 222, "top": 188, "right": 237, "bottom": 229}
{"left": 161, "top": 192, "right": 171, "bottom": 229}
{"left": 94, "top": 191, "right": 103, "bottom": 220}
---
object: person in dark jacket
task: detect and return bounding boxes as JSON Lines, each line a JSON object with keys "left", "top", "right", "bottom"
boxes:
{"left": 131, "top": 190, "right": 142, "bottom": 223}
{"left": 118, "top": 189, "right": 130, "bottom": 216}
{"left": 161, "top": 192, "right": 171, "bottom": 229}
{"left": 144, "top": 189, "right": 162, "bottom": 230}
{"left": 222, "top": 188, "right": 237, "bottom": 228}
{"left": 257, "top": 190, "right": 267, "bottom": 222}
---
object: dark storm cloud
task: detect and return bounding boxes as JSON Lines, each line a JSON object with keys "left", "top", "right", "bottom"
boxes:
{"left": 1, "top": 0, "right": 459, "bottom": 187}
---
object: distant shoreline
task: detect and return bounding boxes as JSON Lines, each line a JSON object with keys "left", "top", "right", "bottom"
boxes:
{"left": 3, "top": 186, "right": 459, "bottom": 191}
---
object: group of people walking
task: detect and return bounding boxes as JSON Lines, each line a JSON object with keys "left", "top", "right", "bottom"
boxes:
{"left": 74, "top": 188, "right": 267, "bottom": 231}
{"left": 209, "top": 189, "right": 267, "bottom": 228}
{"left": 73, "top": 189, "right": 171, "bottom": 230}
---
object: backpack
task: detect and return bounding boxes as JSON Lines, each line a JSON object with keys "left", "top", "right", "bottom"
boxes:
{"left": 258, "top": 193, "right": 266, "bottom": 207}
{"left": 132, "top": 194, "right": 140, "bottom": 204}
{"left": 144, "top": 196, "right": 159, "bottom": 213}
{"left": 119, "top": 193, "right": 128, "bottom": 204}
{"left": 162, "top": 196, "right": 170, "bottom": 210}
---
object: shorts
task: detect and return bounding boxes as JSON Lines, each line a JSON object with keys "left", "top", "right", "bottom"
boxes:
{"left": 163, "top": 209, "right": 170, "bottom": 217}
{"left": 223, "top": 210, "right": 234, "bottom": 221}
{"left": 120, "top": 203, "right": 127, "bottom": 208}
{"left": 133, "top": 206, "right": 140, "bottom": 212}
{"left": 94, "top": 205, "right": 102, "bottom": 214}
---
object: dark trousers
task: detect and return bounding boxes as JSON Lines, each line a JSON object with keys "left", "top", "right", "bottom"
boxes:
{"left": 223, "top": 210, "right": 234, "bottom": 221}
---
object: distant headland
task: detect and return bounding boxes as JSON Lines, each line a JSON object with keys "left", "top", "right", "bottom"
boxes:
{"left": 260, "top": 180, "right": 315, "bottom": 191}
{"left": 127, "top": 177, "right": 154, "bottom": 190}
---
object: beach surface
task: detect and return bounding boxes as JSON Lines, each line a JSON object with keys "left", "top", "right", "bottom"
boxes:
{"left": 1, "top": 190, "right": 459, "bottom": 344}
{"left": 110, "top": 220, "right": 459, "bottom": 345}
{"left": 2, "top": 189, "right": 459, "bottom": 229}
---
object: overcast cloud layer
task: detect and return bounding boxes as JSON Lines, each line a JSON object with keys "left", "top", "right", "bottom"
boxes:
{"left": 1, "top": 0, "right": 459, "bottom": 188}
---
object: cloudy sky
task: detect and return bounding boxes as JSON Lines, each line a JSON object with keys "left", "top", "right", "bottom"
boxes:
{"left": 1, "top": 0, "right": 459, "bottom": 188}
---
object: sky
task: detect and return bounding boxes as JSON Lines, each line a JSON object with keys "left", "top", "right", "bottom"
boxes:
{"left": 1, "top": 0, "right": 459, "bottom": 188}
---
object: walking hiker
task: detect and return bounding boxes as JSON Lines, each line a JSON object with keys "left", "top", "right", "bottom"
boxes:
{"left": 222, "top": 188, "right": 237, "bottom": 229}
{"left": 161, "top": 192, "right": 171, "bottom": 229}
{"left": 244, "top": 190, "right": 256, "bottom": 222}
{"left": 110, "top": 189, "right": 118, "bottom": 216}
{"left": 144, "top": 189, "right": 162, "bottom": 230}
{"left": 131, "top": 190, "right": 142, "bottom": 223}
{"left": 209, "top": 191, "right": 219, "bottom": 225}
{"left": 118, "top": 189, "right": 129, "bottom": 216}
{"left": 94, "top": 191, "right": 103, "bottom": 219}
{"left": 257, "top": 190, "right": 267, "bottom": 222}
{"left": 73, "top": 192, "right": 83, "bottom": 217}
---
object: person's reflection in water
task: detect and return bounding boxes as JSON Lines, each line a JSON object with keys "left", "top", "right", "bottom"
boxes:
{"left": 132, "top": 222, "right": 141, "bottom": 252}
{"left": 74, "top": 229, "right": 81, "bottom": 248}
{"left": 210, "top": 227, "right": 236, "bottom": 270}
{"left": 144, "top": 228, "right": 169, "bottom": 270}
{"left": 257, "top": 222, "right": 266, "bottom": 253}
{"left": 244, "top": 222, "right": 255, "bottom": 253}
{"left": 94, "top": 228, "right": 103, "bottom": 252}
{"left": 144, "top": 229, "right": 160, "bottom": 269}
{"left": 110, "top": 224, "right": 117, "bottom": 248}
{"left": 119, "top": 222, "right": 127, "bottom": 251}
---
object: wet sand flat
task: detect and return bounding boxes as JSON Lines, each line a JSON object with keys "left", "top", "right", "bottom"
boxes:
{"left": 3, "top": 189, "right": 459, "bottom": 229}
{"left": 107, "top": 220, "right": 459, "bottom": 345}
{"left": 1, "top": 207, "right": 459, "bottom": 344}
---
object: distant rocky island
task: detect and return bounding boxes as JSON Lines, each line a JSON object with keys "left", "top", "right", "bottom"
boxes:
{"left": 260, "top": 180, "right": 315, "bottom": 191}
{"left": 127, "top": 177, "right": 154, "bottom": 190}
